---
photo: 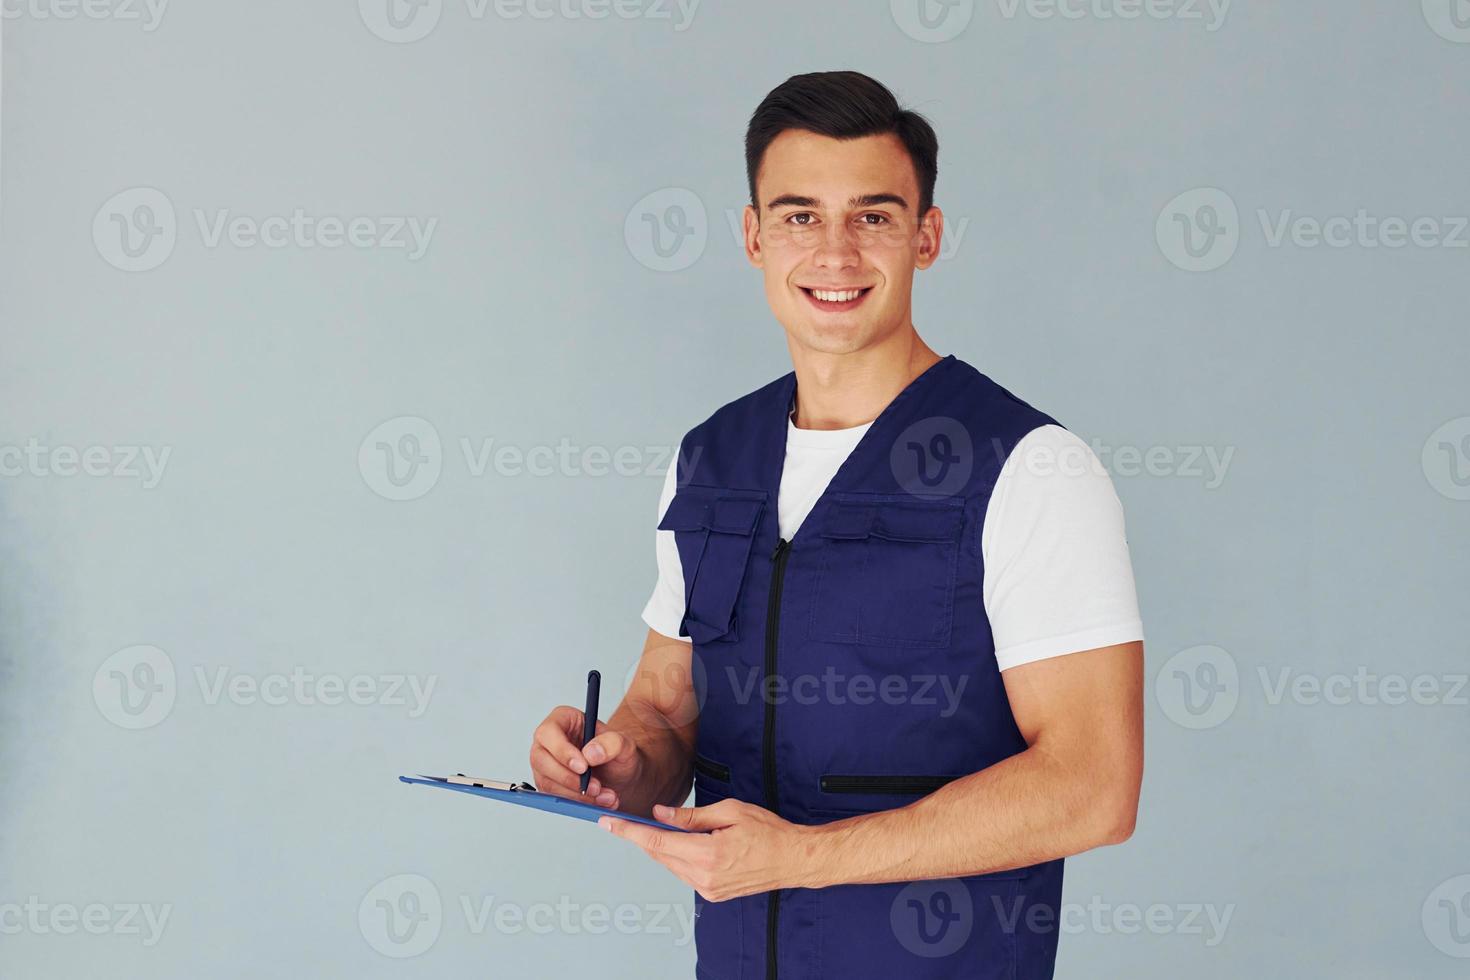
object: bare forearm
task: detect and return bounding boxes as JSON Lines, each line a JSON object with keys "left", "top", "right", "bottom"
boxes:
{"left": 606, "top": 696, "right": 694, "bottom": 816}
{"left": 796, "top": 744, "right": 1137, "bottom": 889}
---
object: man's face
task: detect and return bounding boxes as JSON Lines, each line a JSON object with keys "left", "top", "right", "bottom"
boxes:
{"left": 744, "top": 129, "right": 942, "bottom": 356}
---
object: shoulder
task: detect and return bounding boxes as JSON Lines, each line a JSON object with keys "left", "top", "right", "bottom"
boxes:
{"left": 679, "top": 371, "right": 792, "bottom": 443}
{"left": 985, "top": 424, "right": 1123, "bottom": 542}
{"left": 931, "top": 359, "right": 1068, "bottom": 489}
{"left": 948, "top": 358, "right": 1063, "bottom": 432}
{"left": 670, "top": 371, "right": 792, "bottom": 488}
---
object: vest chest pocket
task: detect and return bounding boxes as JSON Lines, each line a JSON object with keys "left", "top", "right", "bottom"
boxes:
{"left": 808, "top": 495, "right": 965, "bottom": 648}
{"left": 658, "top": 487, "right": 767, "bottom": 645}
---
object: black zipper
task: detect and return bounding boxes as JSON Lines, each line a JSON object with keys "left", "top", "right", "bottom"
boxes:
{"left": 763, "top": 536, "right": 791, "bottom": 980}
{"left": 693, "top": 754, "right": 731, "bottom": 782}
{"left": 819, "top": 774, "right": 960, "bottom": 795}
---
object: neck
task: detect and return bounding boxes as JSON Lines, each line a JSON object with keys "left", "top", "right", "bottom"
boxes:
{"left": 787, "top": 327, "right": 942, "bottom": 431}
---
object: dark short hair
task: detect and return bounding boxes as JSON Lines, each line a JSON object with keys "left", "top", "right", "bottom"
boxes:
{"left": 744, "top": 70, "right": 939, "bottom": 218}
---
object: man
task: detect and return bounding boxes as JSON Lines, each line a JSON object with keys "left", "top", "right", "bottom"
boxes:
{"left": 529, "top": 70, "right": 1144, "bottom": 979}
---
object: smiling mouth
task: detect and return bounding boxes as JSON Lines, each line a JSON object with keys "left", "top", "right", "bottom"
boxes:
{"left": 798, "top": 285, "right": 873, "bottom": 312}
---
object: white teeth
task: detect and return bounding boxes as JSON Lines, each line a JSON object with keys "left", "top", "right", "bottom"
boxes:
{"left": 811, "top": 288, "right": 863, "bottom": 302}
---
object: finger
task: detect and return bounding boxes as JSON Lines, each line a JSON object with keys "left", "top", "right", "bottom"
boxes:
{"left": 582, "top": 729, "right": 631, "bottom": 767}
{"left": 599, "top": 815, "right": 707, "bottom": 863}
{"left": 534, "top": 708, "right": 589, "bottom": 774}
{"left": 651, "top": 801, "right": 737, "bottom": 832}
{"left": 530, "top": 745, "right": 599, "bottom": 798}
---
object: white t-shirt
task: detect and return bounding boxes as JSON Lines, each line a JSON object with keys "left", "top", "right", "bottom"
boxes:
{"left": 641, "top": 421, "right": 1144, "bottom": 671}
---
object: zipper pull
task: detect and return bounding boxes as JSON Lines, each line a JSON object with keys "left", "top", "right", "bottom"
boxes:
{"left": 771, "top": 537, "right": 789, "bottom": 561}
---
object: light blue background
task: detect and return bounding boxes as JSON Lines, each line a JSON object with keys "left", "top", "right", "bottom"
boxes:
{"left": 2, "top": 2, "right": 1468, "bottom": 977}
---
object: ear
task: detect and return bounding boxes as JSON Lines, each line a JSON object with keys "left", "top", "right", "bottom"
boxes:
{"left": 914, "top": 205, "right": 944, "bottom": 270}
{"left": 743, "top": 204, "right": 763, "bottom": 268}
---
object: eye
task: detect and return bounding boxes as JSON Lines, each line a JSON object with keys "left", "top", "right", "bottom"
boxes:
{"left": 859, "top": 213, "right": 890, "bottom": 225}
{"left": 786, "top": 213, "right": 815, "bottom": 226}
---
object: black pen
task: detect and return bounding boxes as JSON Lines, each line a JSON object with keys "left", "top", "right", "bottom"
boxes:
{"left": 579, "top": 669, "right": 600, "bottom": 794}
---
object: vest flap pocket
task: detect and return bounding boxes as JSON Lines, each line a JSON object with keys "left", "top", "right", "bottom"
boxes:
{"left": 810, "top": 495, "right": 965, "bottom": 648}
{"left": 820, "top": 501, "right": 877, "bottom": 540}
{"left": 659, "top": 486, "right": 768, "bottom": 645}
{"left": 820, "top": 499, "right": 963, "bottom": 543}
{"left": 657, "top": 491, "right": 714, "bottom": 532}
{"left": 709, "top": 497, "right": 763, "bottom": 534}
{"left": 658, "top": 487, "right": 766, "bottom": 533}
{"left": 874, "top": 502, "right": 964, "bottom": 542}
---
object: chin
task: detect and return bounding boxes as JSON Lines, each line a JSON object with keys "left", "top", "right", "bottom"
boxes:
{"left": 790, "top": 322, "right": 873, "bottom": 356}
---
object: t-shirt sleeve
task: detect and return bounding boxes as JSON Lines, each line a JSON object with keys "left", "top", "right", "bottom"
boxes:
{"left": 640, "top": 459, "right": 691, "bottom": 641}
{"left": 981, "top": 424, "right": 1145, "bottom": 671}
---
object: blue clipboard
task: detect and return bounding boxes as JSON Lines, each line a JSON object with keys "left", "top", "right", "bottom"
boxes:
{"left": 399, "top": 774, "right": 697, "bottom": 833}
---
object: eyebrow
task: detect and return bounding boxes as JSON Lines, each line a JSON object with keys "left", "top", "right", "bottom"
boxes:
{"left": 764, "top": 193, "right": 910, "bottom": 212}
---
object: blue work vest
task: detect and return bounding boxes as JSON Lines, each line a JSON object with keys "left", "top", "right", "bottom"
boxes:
{"left": 659, "top": 355, "right": 1067, "bottom": 979}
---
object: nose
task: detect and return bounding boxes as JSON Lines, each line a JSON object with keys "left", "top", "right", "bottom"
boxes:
{"left": 811, "top": 221, "right": 859, "bottom": 271}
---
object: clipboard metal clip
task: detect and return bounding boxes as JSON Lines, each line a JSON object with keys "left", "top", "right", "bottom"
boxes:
{"left": 416, "top": 773, "right": 537, "bottom": 792}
